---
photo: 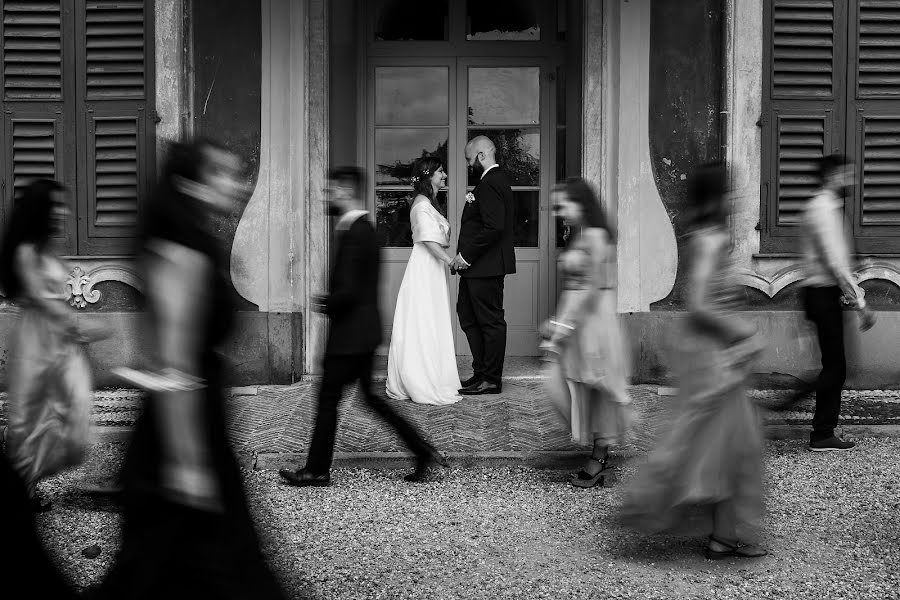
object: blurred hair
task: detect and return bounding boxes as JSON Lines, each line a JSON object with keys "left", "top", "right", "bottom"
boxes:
{"left": 553, "top": 177, "right": 616, "bottom": 244}
{"left": 686, "top": 161, "right": 728, "bottom": 228}
{"left": 0, "top": 179, "right": 65, "bottom": 299}
{"left": 816, "top": 153, "right": 849, "bottom": 184}
{"left": 411, "top": 156, "right": 444, "bottom": 201}
{"left": 328, "top": 166, "right": 366, "bottom": 199}
{"left": 138, "top": 137, "right": 231, "bottom": 256}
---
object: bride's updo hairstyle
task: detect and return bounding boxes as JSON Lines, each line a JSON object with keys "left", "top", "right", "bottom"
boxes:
{"left": 410, "top": 155, "right": 444, "bottom": 201}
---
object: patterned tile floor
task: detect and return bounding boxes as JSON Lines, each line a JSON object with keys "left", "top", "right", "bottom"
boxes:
{"left": 2, "top": 378, "right": 900, "bottom": 456}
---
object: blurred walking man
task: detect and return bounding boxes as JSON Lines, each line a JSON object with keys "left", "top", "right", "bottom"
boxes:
{"left": 279, "top": 167, "right": 446, "bottom": 486}
{"left": 800, "top": 154, "right": 875, "bottom": 451}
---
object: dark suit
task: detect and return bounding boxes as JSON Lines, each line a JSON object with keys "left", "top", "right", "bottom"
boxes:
{"left": 305, "top": 213, "right": 433, "bottom": 475}
{"left": 456, "top": 167, "right": 516, "bottom": 385}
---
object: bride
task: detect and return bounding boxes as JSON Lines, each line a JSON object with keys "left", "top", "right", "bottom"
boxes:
{"left": 386, "top": 156, "right": 462, "bottom": 405}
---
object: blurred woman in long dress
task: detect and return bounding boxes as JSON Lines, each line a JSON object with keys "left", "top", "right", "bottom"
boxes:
{"left": 98, "top": 140, "right": 286, "bottom": 599}
{"left": 0, "top": 180, "right": 100, "bottom": 512}
{"left": 541, "top": 178, "right": 634, "bottom": 488}
{"left": 620, "top": 162, "right": 766, "bottom": 560}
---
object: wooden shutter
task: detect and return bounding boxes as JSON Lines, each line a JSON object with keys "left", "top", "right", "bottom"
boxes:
{"left": 761, "top": 0, "right": 846, "bottom": 253}
{"left": 75, "top": 0, "right": 153, "bottom": 255}
{"left": 848, "top": 0, "right": 900, "bottom": 252}
{"left": 0, "top": 0, "right": 76, "bottom": 252}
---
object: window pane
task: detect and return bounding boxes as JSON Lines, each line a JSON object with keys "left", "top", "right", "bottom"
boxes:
{"left": 375, "top": 128, "right": 448, "bottom": 185}
{"left": 468, "top": 128, "right": 540, "bottom": 186}
{"left": 375, "top": 0, "right": 448, "bottom": 41}
{"left": 512, "top": 190, "right": 540, "bottom": 247}
{"left": 376, "top": 67, "right": 449, "bottom": 126}
{"left": 468, "top": 67, "right": 540, "bottom": 125}
{"left": 466, "top": 0, "right": 540, "bottom": 41}
{"left": 376, "top": 189, "right": 448, "bottom": 247}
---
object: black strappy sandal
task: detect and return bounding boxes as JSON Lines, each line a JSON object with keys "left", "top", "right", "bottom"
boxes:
{"left": 705, "top": 535, "right": 767, "bottom": 560}
{"left": 569, "top": 456, "right": 610, "bottom": 489}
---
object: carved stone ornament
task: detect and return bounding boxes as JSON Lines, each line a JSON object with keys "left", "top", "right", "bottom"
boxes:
{"left": 62, "top": 259, "right": 143, "bottom": 309}
{"left": 66, "top": 266, "right": 97, "bottom": 308}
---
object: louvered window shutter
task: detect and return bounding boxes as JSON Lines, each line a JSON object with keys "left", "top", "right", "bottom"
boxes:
{"left": 847, "top": 0, "right": 900, "bottom": 253}
{"left": 1, "top": 0, "right": 76, "bottom": 253}
{"left": 761, "top": 0, "right": 846, "bottom": 254}
{"left": 75, "top": 0, "right": 153, "bottom": 255}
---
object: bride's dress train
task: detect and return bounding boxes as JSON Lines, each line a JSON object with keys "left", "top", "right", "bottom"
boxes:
{"left": 386, "top": 198, "right": 461, "bottom": 406}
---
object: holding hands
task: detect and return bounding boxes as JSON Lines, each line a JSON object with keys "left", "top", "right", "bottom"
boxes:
{"left": 449, "top": 253, "right": 469, "bottom": 272}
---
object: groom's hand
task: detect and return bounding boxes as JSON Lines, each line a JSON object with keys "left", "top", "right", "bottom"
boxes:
{"left": 450, "top": 254, "right": 469, "bottom": 272}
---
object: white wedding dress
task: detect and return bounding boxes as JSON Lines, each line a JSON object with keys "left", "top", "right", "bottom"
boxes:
{"left": 386, "top": 197, "right": 462, "bottom": 405}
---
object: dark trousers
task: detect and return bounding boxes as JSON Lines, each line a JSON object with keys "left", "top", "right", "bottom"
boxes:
{"left": 305, "top": 353, "right": 432, "bottom": 475}
{"left": 803, "top": 286, "right": 846, "bottom": 442}
{"left": 457, "top": 276, "right": 506, "bottom": 385}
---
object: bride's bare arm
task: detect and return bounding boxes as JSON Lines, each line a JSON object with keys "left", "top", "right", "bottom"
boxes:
{"left": 421, "top": 241, "right": 454, "bottom": 265}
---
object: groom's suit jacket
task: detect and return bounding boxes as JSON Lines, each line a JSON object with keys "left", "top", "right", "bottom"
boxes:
{"left": 322, "top": 214, "right": 382, "bottom": 356}
{"left": 457, "top": 167, "right": 516, "bottom": 278}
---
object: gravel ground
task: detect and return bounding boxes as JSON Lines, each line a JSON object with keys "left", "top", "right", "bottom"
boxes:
{"left": 34, "top": 439, "right": 900, "bottom": 600}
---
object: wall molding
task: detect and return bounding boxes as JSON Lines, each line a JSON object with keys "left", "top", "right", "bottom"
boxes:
{"left": 737, "top": 259, "right": 900, "bottom": 298}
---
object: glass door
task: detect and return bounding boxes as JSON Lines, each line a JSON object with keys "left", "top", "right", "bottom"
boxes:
{"left": 454, "top": 58, "right": 551, "bottom": 355}
{"left": 368, "top": 58, "right": 456, "bottom": 349}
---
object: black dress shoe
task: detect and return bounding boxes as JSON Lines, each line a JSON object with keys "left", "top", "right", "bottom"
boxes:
{"left": 459, "top": 381, "right": 502, "bottom": 395}
{"left": 459, "top": 375, "right": 482, "bottom": 389}
{"left": 404, "top": 450, "right": 448, "bottom": 483}
{"left": 279, "top": 468, "right": 331, "bottom": 487}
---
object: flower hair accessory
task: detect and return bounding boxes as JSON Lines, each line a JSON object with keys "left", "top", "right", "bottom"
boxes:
{"left": 410, "top": 175, "right": 420, "bottom": 183}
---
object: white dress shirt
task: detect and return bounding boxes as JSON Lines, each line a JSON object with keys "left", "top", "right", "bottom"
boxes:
{"left": 800, "top": 190, "right": 866, "bottom": 309}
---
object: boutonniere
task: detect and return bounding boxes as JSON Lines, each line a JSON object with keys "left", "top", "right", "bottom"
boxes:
{"left": 465, "top": 192, "right": 476, "bottom": 204}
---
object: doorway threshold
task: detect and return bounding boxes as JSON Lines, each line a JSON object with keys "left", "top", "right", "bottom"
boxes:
{"left": 372, "top": 355, "right": 544, "bottom": 380}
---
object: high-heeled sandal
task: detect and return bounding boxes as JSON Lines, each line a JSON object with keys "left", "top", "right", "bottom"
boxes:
{"left": 704, "top": 535, "right": 767, "bottom": 560}
{"left": 569, "top": 457, "right": 609, "bottom": 489}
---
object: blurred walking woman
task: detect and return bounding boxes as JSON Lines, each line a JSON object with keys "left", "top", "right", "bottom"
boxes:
{"left": 98, "top": 140, "right": 285, "bottom": 599}
{"left": 541, "top": 178, "right": 634, "bottom": 488}
{"left": 620, "top": 162, "right": 766, "bottom": 560}
{"left": 1, "top": 180, "right": 95, "bottom": 512}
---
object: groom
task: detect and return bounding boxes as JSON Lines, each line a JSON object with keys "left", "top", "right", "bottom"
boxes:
{"left": 451, "top": 136, "right": 515, "bottom": 395}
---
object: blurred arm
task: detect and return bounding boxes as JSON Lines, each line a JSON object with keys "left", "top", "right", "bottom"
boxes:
{"left": 323, "top": 225, "right": 367, "bottom": 317}
{"left": 688, "top": 232, "right": 753, "bottom": 344}
{"left": 145, "top": 240, "right": 221, "bottom": 511}
{"left": 551, "top": 229, "right": 609, "bottom": 342}
{"left": 810, "top": 201, "right": 866, "bottom": 310}
{"left": 14, "top": 245, "right": 78, "bottom": 335}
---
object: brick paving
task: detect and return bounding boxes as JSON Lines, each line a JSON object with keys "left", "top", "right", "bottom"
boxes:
{"left": 3, "top": 379, "right": 900, "bottom": 456}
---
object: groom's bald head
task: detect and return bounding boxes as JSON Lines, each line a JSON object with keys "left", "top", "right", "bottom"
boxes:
{"left": 465, "top": 136, "right": 496, "bottom": 162}
{"left": 465, "top": 136, "right": 497, "bottom": 178}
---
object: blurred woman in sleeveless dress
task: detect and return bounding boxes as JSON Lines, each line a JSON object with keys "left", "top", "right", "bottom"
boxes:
{"left": 386, "top": 156, "right": 461, "bottom": 406}
{"left": 541, "top": 178, "right": 634, "bottom": 488}
{"left": 98, "top": 140, "right": 286, "bottom": 599}
{"left": 1, "top": 180, "right": 102, "bottom": 512}
{"left": 620, "top": 162, "right": 767, "bottom": 560}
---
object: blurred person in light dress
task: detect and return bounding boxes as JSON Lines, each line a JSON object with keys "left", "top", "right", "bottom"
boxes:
{"left": 620, "top": 162, "right": 767, "bottom": 560}
{"left": 0, "top": 179, "right": 109, "bottom": 513}
{"left": 540, "top": 178, "right": 634, "bottom": 489}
